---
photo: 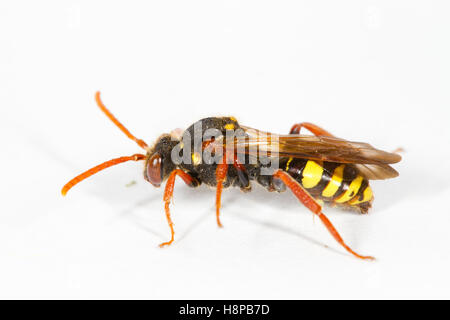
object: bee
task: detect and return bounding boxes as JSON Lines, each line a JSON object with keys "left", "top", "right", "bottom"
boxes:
{"left": 62, "top": 92, "right": 401, "bottom": 260}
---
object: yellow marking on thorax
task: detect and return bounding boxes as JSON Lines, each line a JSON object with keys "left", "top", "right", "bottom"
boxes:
{"left": 335, "top": 175, "right": 364, "bottom": 203}
{"left": 224, "top": 123, "right": 235, "bottom": 130}
{"left": 349, "top": 185, "right": 373, "bottom": 205}
{"left": 285, "top": 157, "right": 294, "bottom": 171}
{"left": 322, "top": 165, "right": 345, "bottom": 198}
{"left": 192, "top": 152, "right": 202, "bottom": 165}
{"left": 302, "top": 161, "right": 323, "bottom": 188}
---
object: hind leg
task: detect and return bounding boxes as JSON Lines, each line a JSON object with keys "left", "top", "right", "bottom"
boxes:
{"left": 273, "top": 170, "right": 374, "bottom": 260}
{"left": 290, "top": 122, "right": 334, "bottom": 137}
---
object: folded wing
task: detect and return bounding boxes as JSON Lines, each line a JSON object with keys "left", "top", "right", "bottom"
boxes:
{"left": 211, "top": 126, "right": 401, "bottom": 180}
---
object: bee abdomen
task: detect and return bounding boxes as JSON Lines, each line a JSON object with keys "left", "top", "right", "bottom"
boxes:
{"left": 282, "top": 158, "right": 373, "bottom": 213}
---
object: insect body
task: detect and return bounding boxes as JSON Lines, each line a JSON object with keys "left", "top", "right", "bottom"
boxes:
{"left": 62, "top": 92, "right": 401, "bottom": 260}
{"left": 278, "top": 158, "right": 374, "bottom": 213}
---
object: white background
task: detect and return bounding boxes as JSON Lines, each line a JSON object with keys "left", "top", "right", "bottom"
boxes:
{"left": 1, "top": 1, "right": 450, "bottom": 299}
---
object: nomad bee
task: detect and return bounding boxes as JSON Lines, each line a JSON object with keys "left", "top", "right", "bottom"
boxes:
{"left": 62, "top": 92, "right": 401, "bottom": 260}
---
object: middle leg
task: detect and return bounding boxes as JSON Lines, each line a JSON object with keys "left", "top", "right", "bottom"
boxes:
{"left": 215, "top": 154, "right": 250, "bottom": 228}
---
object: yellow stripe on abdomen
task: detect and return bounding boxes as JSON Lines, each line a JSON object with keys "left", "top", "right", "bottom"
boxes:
{"left": 335, "top": 175, "right": 364, "bottom": 203}
{"left": 349, "top": 185, "right": 373, "bottom": 205}
{"left": 322, "top": 165, "right": 345, "bottom": 198}
{"left": 302, "top": 161, "right": 323, "bottom": 188}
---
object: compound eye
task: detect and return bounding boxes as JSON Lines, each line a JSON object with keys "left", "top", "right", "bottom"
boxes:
{"left": 146, "top": 153, "right": 163, "bottom": 187}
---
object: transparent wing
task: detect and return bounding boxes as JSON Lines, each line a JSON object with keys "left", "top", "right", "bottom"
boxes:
{"left": 208, "top": 125, "right": 401, "bottom": 180}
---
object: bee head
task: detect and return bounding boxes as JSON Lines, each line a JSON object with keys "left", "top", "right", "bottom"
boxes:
{"left": 144, "top": 134, "right": 180, "bottom": 187}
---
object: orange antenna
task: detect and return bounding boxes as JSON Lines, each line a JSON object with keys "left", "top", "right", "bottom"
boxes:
{"left": 61, "top": 154, "right": 146, "bottom": 196}
{"left": 95, "top": 91, "right": 149, "bottom": 150}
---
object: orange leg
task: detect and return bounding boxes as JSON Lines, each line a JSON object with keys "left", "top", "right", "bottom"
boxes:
{"left": 159, "top": 169, "right": 200, "bottom": 247}
{"left": 273, "top": 170, "right": 374, "bottom": 260}
{"left": 290, "top": 122, "right": 334, "bottom": 137}
{"left": 215, "top": 160, "right": 228, "bottom": 228}
{"left": 215, "top": 153, "right": 248, "bottom": 227}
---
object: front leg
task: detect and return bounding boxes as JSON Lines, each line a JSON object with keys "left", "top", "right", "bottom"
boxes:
{"left": 159, "top": 169, "right": 200, "bottom": 247}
